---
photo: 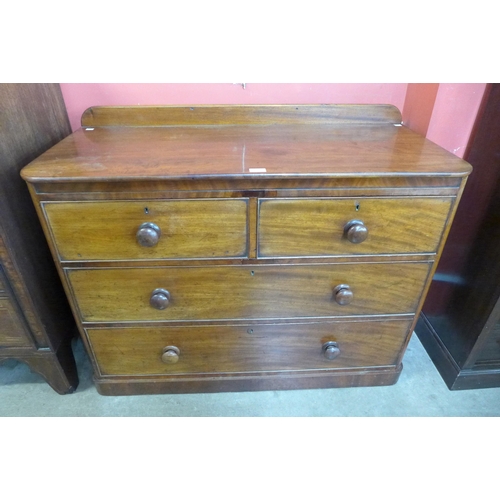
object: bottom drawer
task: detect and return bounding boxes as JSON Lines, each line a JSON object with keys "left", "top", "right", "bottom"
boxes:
{"left": 87, "top": 319, "right": 412, "bottom": 376}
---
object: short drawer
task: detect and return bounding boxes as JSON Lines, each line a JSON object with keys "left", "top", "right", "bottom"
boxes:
{"left": 68, "top": 262, "right": 430, "bottom": 322}
{"left": 258, "top": 197, "right": 453, "bottom": 257}
{"left": 0, "top": 297, "right": 32, "bottom": 347}
{"left": 87, "top": 319, "right": 412, "bottom": 376}
{"left": 43, "top": 199, "right": 249, "bottom": 261}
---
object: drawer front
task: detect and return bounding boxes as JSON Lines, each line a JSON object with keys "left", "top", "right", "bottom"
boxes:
{"left": 68, "top": 263, "right": 430, "bottom": 322}
{"left": 43, "top": 199, "right": 249, "bottom": 261}
{"left": 87, "top": 320, "right": 412, "bottom": 376}
{"left": 0, "top": 297, "right": 32, "bottom": 347}
{"left": 258, "top": 197, "right": 453, "bottom": 257}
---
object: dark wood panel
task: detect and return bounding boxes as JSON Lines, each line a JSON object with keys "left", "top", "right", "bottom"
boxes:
{"left": 416, "top": 314, "right": 500, "bottom": 390}
{"left": 0, "top": 83, "right": 78, "bottom": 393}
{"left": 32, "top": 176, "right": 463, "bottom": 195}
{"left": 0, "top": 84, "right": 75, "bottom": 349}
{"left": 0, "top": 297, "right": 32, "bottom": 347}
{"left": 474, "top": 320, "right": 500, "bottom": 366}
{"left": 417, "top": 83, "right": 500, "bottom": 389}
{"left": 0, "top": 266, "right": 6, "bottom": 293}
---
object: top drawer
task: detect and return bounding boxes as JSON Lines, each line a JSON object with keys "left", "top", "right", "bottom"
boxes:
{"left": 258, "top": 197, "right": 453, "bottom": 257}
{"left": 43, "top": 199, "right": 249, "bottom": 261}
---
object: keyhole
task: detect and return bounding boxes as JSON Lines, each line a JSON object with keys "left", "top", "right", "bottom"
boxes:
{"left": 144, "top": 207, "right": 149, "bottom": 214}
{"left": 355, "top": 202, "right": 360, "bottom": 211}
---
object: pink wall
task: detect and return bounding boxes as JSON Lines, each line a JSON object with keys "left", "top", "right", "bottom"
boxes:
{"left": 59, "top": 83, "right": 408, "bottom": 132}
{"left": 401, "top": 83, "right": 439, "bottom": 137}
{"left": 59, "top": 83, "right": 487, "bottom": 159}
{"left": 426, "top": 83, "right": 488, "bottom": 158}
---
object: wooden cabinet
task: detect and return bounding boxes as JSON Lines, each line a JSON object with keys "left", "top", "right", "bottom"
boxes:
{"left": 416, "top": 84, "right": 500, "bottom": 389}
{"left": 20, "top": 104, "right": 471, "bottom": 395}
{"left": 0, "top": 271, "right": 32, "bottom": 348}
{"left": 0, "top": 84, "right": 78, "bottom": 394}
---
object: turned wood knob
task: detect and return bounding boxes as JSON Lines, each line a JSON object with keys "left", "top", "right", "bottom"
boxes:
{"left": 333, "top": 284, "right": 353, "bottom": 305}
{"left": 162, "top": 346, "right": 180, "bottom": 364}
{"left": 136, "top": 222, "right": 161, "bottom": 247}
{"left": 344, "top": 220, "right": 368, "bottom": 243}
{"left": 322, "top": 341, "right": 340, "bottom": 360}
{"left": 150, "top": 288, "right": 170, "bottom": 310}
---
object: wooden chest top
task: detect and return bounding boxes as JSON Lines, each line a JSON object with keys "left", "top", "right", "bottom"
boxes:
{"left": 21, "top": 105, "right": 471, "bottom": 184}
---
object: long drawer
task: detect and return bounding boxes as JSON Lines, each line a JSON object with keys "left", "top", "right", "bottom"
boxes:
{"left": 87, "top": 319, "right": 412, "bottom": 376}
{"left": 258, "top": 197, "right": 453, "bottom": 257}
{"left": 43, "top": 199, "right": 249, "bottom": 261}
{"left": 68, "top": 262, "right": 431, "bottom": 322}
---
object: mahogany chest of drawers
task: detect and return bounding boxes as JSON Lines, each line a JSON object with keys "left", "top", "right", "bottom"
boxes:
{"left": 21, "top": 105, "right": 471, "bottom": 395}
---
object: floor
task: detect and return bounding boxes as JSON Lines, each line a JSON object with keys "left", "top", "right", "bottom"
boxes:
{"left": 1, "top": 332, "right": 500, "bottom": 417}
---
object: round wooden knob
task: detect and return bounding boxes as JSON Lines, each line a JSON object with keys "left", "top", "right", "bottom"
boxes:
{"left": 150, "top": 288, "right": 170, "bottom": 310}
{"left": 322, "top": 341, "right": 340, "bottom": 360}
{"left": 344, "top": 220, "right": 368, "bottom": 244}
{"left": 136, "top": 222, "right": 161, "bottom": 247}
{"left": 162, "top": 346, "right": 180, "bottom": 364}
{"left": 333, "top": 284, "right": 353, "bottom": 305}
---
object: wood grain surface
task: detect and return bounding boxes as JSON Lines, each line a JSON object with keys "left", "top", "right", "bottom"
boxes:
{"left": 21, "top": 121, "right": 471, "bottom": 183}
{"left": 43, "top": 199, "right": 248, "bottom": 261}
{"left": 259, "top": 197, "right": 453, "bottom": 257}
{"left": 87, "top": 319, "right": 412, "bottom": 376}
{"left": 81, "top": 104, "right": 403, "bottom": 127}
{"left": 67, "top": 263, "right": 430, "bottom": 322}
{"left": 0, "top": 298, "right": 32, "bottom": 347}
{"left": 0, "top": 83, "right": 74, "bottom": 348}
{"left": 0, "top": 83, "right": 78, "bottom": 394}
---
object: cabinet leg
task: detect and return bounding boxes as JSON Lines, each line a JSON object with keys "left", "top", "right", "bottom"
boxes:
{"left": 2, "top": 341, "right": 79, "bottom": 395}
